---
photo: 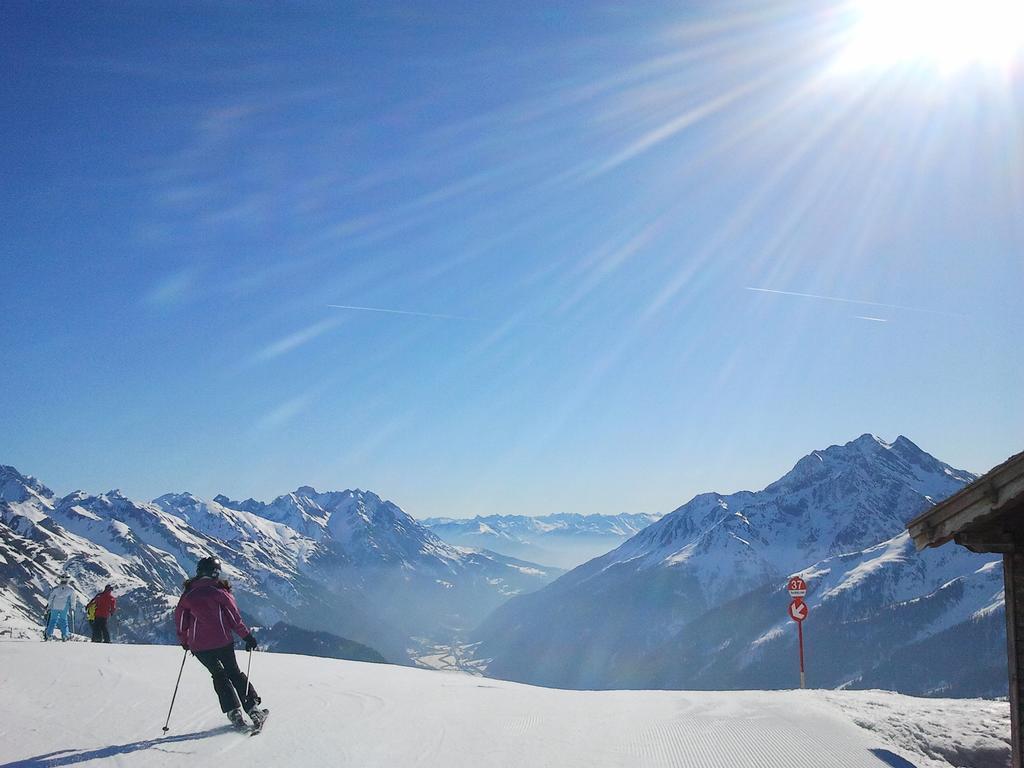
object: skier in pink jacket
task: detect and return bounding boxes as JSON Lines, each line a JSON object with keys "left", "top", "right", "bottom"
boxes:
{"left": 174, "top": 557, "right": 267, "bottom": 729}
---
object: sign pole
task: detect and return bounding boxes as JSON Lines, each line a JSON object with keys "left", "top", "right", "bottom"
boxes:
{"left": 798, "top": 619, "right": 806, "bottom": 689}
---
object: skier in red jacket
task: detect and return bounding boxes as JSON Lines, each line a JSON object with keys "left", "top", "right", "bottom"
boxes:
{"left": 174, "top": 557, "right": 267, "bottom": 729}
{"left": 86, "top": 585, "right": 117, "bottom": 643}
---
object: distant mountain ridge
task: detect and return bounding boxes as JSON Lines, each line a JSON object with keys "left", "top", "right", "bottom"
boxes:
{"left": 423, "top": 512, "right": 661, "bottom": 569}
{"left": 257, "top": 621, "right": 388, "bottom": 663}
{"left": 475, "top": 435, "right": 1004, "bottom": 697}
{"left": 0, "top": 467, "right": 560, "bottom": 662}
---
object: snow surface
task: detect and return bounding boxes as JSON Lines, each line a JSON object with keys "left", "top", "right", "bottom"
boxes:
{"left": 0, "top": 642, "right": 1008, "bottom": 768}
{"left": 825, "top": 691, "right": 1010, "bottom": 768}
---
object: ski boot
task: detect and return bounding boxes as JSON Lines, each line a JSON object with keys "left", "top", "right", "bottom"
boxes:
{"left": 227, "top": 708, "right": 246, "bottom": 729}
{"left": 246, "top": 706, "right": 269, "bottom": 733}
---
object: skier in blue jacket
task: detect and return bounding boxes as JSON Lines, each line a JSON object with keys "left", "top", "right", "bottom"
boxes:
{"left": 45, "top": 575, "right": 76, "bottom": 641}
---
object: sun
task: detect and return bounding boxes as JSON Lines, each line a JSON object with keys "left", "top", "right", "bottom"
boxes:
{"left": 833, "top": 0, "right": 1024, "bottom": 74}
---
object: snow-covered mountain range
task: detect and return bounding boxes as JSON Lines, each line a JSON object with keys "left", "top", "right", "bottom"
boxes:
{"left": 475, "top": 435, "right": 1005, "bottom": 696}
{"left": 2, "top": 433, "right": 1004, "bottom": 698}
{"left": 0, "top": 468, "right": 561, "bottom": 662}
{"left": 422, "top": 512, "right": 661, "bottom": 569}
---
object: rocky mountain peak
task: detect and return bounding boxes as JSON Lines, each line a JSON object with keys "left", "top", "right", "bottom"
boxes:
{"left": 0, "top": 465, "right": 54, "bottom": 503}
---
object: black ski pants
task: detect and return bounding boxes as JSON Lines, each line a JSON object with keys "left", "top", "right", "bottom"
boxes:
{"left": 91, "top": 617, "right": 111, "bottom": 643}
{"left": 193, "top": 643, "right": 259, "bottom": 713}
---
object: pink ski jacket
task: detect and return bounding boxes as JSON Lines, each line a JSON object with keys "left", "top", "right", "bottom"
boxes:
{"left": 174, "top": 577, "right": 251, "bottom": 652}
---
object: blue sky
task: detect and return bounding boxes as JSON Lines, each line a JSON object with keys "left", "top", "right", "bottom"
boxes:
{"left": 2, "top": 1, "right": 1021, "bottom": 518}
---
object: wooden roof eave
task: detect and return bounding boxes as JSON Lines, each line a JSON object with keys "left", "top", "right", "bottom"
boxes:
{"left": 907, "top": 450, "right": 1024, "bottom": 551}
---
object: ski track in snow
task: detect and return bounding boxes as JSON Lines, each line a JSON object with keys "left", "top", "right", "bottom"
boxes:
{"left": 0, "top": 642, "right": 1004, "bottom": 768}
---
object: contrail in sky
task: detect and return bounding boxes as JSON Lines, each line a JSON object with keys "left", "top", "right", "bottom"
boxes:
{"left": 327, "top": 304, "right": 472, "bottom": 321}
{"left": 854, "top": 316, "right": 889, "bottom": 323}
{"left": 743, "top": 287, "right": 962, "bottom": 317}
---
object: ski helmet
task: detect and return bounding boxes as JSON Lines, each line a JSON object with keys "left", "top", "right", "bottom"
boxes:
{"left": 195, "top": 556, "right": 222, "bottom": 578}
{"left": 59, "top": 574, "right": 70, "bottom": 584}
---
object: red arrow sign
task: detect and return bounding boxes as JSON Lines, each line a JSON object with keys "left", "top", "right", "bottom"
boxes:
{"left": 788, "top": 598, "right": 808, "bottom": 622}
{"left": 787, "top": 576, "right": 807, "bottom": 598}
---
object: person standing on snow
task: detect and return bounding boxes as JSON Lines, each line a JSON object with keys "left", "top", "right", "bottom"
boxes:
{"left": 45, "top": 575, "right": 76, "bottom": 641}
{"left": 86, "top": 585, "right": 117, "bottom": 643}
{"left": 85, "top": 599, "right": 96, "bottom": 635}
{"left": 174, "top": 557, "right": 267, "bottom": 729}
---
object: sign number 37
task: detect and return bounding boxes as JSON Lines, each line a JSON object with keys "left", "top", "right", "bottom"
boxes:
{"left": 787, "top": 576, "right": 807, "bottom": 597}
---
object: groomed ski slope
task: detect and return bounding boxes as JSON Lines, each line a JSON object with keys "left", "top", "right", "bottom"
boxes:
{"left": 0, "top": 642, "right": 1007, "bottom": 768}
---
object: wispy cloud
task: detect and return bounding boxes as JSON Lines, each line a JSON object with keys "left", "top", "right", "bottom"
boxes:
{"left": 142, "top": 268, "right": 199, "bottom": 307}
{"left": 254, "top": 393, "right": 315, "bottom": 431}
{"left": 252, "top": 317, "right": 342, "bottom": 363}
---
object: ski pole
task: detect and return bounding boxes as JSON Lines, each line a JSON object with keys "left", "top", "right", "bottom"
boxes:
{"left": 162, "top": 649, "right": 188, "bottom": 733}
{"left": 244, "top": 649, "right": 253, "bottom": 704}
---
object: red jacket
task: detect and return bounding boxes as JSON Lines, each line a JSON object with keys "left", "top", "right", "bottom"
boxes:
{"left": 174, "top": 577, "right": 251, "bottom": 653}
{"left": 87, "top": 589, "right": 117, "bottom": 619}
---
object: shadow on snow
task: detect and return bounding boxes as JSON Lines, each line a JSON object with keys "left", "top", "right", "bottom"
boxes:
{"left": 870, "top": 748, "right": 919, "bottom": 768}
{"left": 0, "top": 726, "right": 237, "bottom": 767}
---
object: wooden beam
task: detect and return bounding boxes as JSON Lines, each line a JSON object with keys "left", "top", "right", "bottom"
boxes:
{"left": 955, "top": 530, "right": 1017, "bottom": 554}
{"left": 1006, "top": 550, "right": 1024, "bottom": 768}
{"left": 910, "top": 483, "right": 1024, "bottom": 549}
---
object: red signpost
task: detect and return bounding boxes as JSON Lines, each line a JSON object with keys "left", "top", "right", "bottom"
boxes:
{"left": 787, "top": 576, "right": 809, "bottom": 689}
